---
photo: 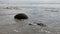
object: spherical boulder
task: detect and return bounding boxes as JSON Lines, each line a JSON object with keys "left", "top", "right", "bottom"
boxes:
{"left": 14, "top": 13, "right": 28, "bottom": 20}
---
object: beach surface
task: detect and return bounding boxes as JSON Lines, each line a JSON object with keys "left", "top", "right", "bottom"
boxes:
{"left": 0, "top": 4, "right": 60, "bottom": 34}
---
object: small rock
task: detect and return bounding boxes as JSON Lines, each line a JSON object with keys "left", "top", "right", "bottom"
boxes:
{"left": 36, "top": 23, "right": 46, "bottom": 27}
{"left": 29, "top": 23, "right": 32, "bottom": 25}
{"left": 14, "top": 13, "right": 28, "bottom": 20}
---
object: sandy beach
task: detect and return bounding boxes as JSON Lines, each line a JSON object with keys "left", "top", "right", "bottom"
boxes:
{"left": 0, "top": 4, "right": 60, "bottom": 34}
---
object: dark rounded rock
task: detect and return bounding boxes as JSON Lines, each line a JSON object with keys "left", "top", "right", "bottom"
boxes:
{"left": 14, "top": 13, "right": 28, "bottom": 20}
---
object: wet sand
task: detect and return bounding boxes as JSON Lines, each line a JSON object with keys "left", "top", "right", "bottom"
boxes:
{"left": 0, "top": 4, "right": 60, "bottom": 34}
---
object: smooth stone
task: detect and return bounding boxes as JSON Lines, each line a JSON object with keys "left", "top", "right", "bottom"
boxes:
{"left": 14, "top": 13, "right": 28, "bottom": 20}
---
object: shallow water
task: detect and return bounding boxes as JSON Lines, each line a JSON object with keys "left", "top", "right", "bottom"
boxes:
{"left": 0, "top": 5, "right": 60, "bottom": 34}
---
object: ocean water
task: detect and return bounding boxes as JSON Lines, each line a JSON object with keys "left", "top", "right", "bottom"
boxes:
{"left": 0, "top": 0, "right": 60, "bottom": 5}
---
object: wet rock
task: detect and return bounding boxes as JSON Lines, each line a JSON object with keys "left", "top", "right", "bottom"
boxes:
{"left": 14, "top": 13, "right": 28, "bottom": 20}
{"left": 29, "top": 23, "right": 32, "bottom": 25}
{"left": 36, "top": 23, "right": 46, "bottom": 27}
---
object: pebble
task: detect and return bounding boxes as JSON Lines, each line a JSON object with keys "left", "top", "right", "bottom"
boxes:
{"left": 36, "top": 23, "right": 46, "bottom": 27}
{"left": 29, "top": 23, "right": 32, "bottom": 25}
